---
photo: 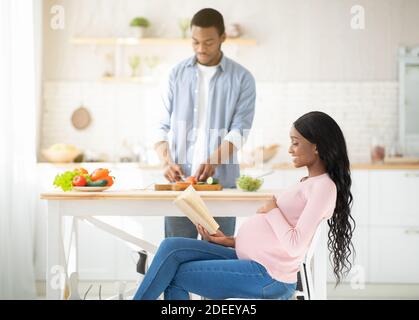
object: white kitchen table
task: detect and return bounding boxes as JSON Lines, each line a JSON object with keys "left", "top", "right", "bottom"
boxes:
{"left": 40, "top": 189, "right": 327, "bottom": 300}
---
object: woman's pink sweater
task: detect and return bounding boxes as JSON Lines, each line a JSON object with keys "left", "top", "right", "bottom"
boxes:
{"left": 235, "top": 173, "right": 337, "bottom": 283}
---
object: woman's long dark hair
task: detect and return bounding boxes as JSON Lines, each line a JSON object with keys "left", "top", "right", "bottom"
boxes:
{"left": 294, "top": 111, "right": 355, "bottom": 285}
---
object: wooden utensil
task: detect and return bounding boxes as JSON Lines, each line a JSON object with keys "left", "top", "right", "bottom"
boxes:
{"left": 71, "top": 106, "right": 91, "bottom": 130}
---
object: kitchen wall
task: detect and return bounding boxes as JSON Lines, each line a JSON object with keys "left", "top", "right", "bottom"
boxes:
{"left": 42, "top": 81, "right": 398, "bottom": 163}
{"left": 40, "top": 0, "right": 419, "bottom": 162}
{"left": 43, "top": 0, "right": 419, "bottom": 81}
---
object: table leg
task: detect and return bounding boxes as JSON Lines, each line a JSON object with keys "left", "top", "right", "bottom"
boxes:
{"left": 46, "top": 200, "right": 65, "bottom": 300}
{"left": 62, "top": 216, "right": 79, "bottom": 278}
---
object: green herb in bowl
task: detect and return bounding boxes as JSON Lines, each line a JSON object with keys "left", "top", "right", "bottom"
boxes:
{"left": 236, "top": 175, "right": 263, "bottom": 192}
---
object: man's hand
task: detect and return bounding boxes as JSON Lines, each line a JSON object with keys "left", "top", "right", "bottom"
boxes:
{"left": 195, "top": 141, "right": 235, "bottom": 182}
{"left": 197, "top": 224, "right": 235, "bottom": 248}
{"left": 256, "top": 196, "right": 278, "bottom": 214}
{"left": 194, "top": 164, "right": 217, "bottom": 182}
{"left": 155, "top": 142, "right": 184, "bottom": 182}
{"left": 164, "top": 163, "right": 185, "bottom": 182}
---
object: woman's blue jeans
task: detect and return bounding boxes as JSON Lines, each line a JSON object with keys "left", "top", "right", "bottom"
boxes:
{"left": 133, "top": 237, "right": 296, "bottom": 300}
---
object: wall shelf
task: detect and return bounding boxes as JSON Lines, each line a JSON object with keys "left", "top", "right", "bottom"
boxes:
{"left": 70, "top": 37, "right": 257, "bottom": 46}
{"left": 100, "top": 76, "right": 157, "bottom": 84}
{"left": 70, "top": 36, "right": 257, "bottom": 84}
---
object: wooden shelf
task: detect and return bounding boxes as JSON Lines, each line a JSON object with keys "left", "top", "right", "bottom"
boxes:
{"left": 100, "top": 76, "right": 156, "bottom": 84}
{"left": 70, "top": 37, "right": 257, "bottom": 46}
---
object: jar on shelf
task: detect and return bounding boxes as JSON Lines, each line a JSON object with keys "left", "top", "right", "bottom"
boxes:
{"left": 370, "top": 137, "right": 386, "bottom": 163}
{"left": 103, "top": 53, "right": 115, "bottom": 78}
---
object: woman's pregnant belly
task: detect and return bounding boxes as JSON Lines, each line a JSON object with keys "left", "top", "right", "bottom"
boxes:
{"left": 235, "top": 214, "right": 278, "bottom": 260}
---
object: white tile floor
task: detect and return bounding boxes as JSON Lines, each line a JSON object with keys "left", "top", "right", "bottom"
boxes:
{"left": 327, "top": 283, "right": 419, "bottom": 300}
{"left": 36, "top": 281, "right": 419, "bottom": 300}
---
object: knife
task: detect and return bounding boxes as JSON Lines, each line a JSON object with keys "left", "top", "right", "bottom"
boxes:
{"left": 177, "top": 174, "right": 186, "bottom": 182}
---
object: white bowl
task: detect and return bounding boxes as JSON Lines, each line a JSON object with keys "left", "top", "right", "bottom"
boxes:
{"left": 42, "top": 145, "right": 81, "bottom": 163}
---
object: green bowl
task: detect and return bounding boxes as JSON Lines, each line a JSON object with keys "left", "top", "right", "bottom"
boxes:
{"left": 236, "top": 175, "right": 264, "bottom": 192}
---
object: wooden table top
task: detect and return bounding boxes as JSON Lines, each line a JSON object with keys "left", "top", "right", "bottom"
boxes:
{"left": 40, "top": 188, "right": 277, "bottom": 201}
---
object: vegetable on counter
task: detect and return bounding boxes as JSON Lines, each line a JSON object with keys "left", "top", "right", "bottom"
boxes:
{"left": 90, "top": 168, "right": 110, "bottom": 181}
{"left": 176, "top": 176, "right": 219, "bottom": 186}
{"left": 72, "top": 175, "right": 87, "bottom": 187}
{"left": 185, "top": 176, "right": 198, "bottom": 185}
{"left": 236, "top": 175, "right": 263, "bottom": 192}
{"left": 206, "top": 177, "right": 219, "bottom": 185}
{"left": 53, "top": 168, "right": 90, "bottom": 191}
{"left": 86, "top": 179, "right": 108, "bottom": 187}
{"left": 53, "top": 167, "right": 114, "bottom": 191}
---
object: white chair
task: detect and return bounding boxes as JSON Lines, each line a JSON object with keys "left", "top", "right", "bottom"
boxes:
{"left": 293, "top": 220, "right": 326, "bottom": 300}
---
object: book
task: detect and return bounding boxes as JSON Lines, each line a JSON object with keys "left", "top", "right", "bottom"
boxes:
{"left": 173, "top": 185, "right": 220, "bottom": 235}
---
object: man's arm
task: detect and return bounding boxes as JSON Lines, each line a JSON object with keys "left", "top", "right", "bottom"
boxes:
{"left": 155, "top": 141, "right": 184, "bottom": 182}
{"left": 224, "top": 72, "right": 256, "bottom": 149}
{"left": 154, "top": 141, "right": 172, "bottom": 166}
{"left": 153, "top": 69, "right": 185, "bottom": 182}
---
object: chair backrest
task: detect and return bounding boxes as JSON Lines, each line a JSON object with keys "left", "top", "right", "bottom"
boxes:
{"left": 297, "top": 220, "right": 326, "bottom": 300}
{"left": 305, "top": 219, "right": 326, "bottom": 265}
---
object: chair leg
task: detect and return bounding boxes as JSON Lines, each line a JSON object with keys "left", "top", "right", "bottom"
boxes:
{"left": 303, "top": 264, "right": 311, "bottom": 300}
{"left": 299, "top": 262, "right": 311, "bottom": 300}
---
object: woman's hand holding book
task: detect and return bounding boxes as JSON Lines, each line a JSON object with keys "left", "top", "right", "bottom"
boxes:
{"left": 197, "top": 224, "right": 236, "bottom": 248}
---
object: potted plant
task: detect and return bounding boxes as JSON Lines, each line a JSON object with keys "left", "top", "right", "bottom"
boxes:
{"left": 128, "top": 55, "right": 141, "bottom": 78}
{"left": 178, "top": 18, "right": 191, "bottom": 38}
{"left": 130, "top": 17, "right": 150, "bottom": 38}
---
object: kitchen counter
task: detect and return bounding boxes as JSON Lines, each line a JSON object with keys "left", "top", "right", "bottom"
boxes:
{"left": 271, "top": 163, "right": 419, "bottom": 170}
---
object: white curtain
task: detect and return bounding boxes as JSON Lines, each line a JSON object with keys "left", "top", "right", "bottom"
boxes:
{"left": 0, "top": 0, "right": 37, "bottom": 299}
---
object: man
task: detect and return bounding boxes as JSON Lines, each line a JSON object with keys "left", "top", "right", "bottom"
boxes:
{"left": 154, "top": 8, "right": 256, "bottom": 238}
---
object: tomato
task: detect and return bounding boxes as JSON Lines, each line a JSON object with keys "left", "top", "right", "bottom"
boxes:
{"left": 72, "top": 175, "right": 87, "bottom": 187}
{"left": 75, "top": 168, "right": 88, "bottom": 175}
{"left": 186, "top": 176, "right": 197, "bottom": 185}
{"left": 90, "top": 168, "right": 110, "bottom": 181}
{"left": 102, "top": 175, "right": 114, "bottom": 187}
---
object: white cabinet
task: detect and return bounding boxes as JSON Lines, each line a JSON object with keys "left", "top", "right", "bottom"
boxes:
{"left": 370, "top": 171, "right": 419, "bottom": 227}
{"left": 327, "top": 170, "right": 419, "bottom": 285}
{"left": 351, "top": 171, "right": 369, "bottom": 226}
{"left": 369, "top": 170, "right": 419, "bottom": 283}
{"left": 369, "top": 226, "right": 419, "bottom": 283}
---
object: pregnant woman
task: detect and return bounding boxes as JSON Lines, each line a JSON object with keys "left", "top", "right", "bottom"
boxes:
{"left": 133, "top": 111, "right": 355, "bottom": 300}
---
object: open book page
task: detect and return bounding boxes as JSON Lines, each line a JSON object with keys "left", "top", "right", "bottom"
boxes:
{"left": 173, "top": 185, "right": 220, "bottom": 234}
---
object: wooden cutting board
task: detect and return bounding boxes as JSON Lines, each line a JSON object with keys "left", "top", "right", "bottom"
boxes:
{"left": 154, "top": 183, "right": 223, "bottom": 191}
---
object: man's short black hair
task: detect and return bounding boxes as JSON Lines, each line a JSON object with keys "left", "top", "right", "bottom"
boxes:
{"left": 191, "top": 8, "right": 225, "bottom": 36}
